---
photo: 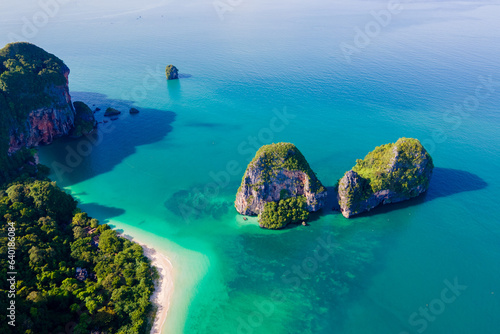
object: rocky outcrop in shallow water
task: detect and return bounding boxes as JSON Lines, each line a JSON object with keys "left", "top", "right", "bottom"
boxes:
{"left": 71, "top": 101, "right": 97, "bottom": 137}
{"left": 165, "top": 65, "right": 179, "bottom": 80}
{"left": 235, "top": 142, "right": 327, "bottom": 216}
{"left": 337, "top": 138, "right": 433, "bottom": 218}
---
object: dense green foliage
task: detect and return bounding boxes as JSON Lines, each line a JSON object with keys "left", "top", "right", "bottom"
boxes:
{"left": 258, "top": 196, "right": 309, "bottom": 229}
{"left": 0, "top": 180, "right": 157, "bottom": 334}
{"left": 0, "top": 149, "right": 46, "bottom": 187}
{"left": 0, "top": 42, "right": 68, "bottom": 121}
{"left": 71, "top": 101, "right": 96, "bottom": 137}
{"left": 343, "top": 138, "right": 433, "bottom": 202}
{"left": 243, "top": 142, "right": 325, "bottom": 194}
{"left": 0, "top": 42, "right": 69, "bottom": 184}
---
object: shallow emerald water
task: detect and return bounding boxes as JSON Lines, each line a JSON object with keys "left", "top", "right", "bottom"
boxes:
{"left": 2, "top": 0, "right": 499, "bottom": 333}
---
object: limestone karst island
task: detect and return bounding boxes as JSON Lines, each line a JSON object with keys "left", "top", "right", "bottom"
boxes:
{"left": 1, "top": 1, "right": 498, "bottom": 334}
{"left": 337, "top": 138, "right": 434, "bottom": 218}
{"left": 235, "top": 142, "right": 327, "bottom": 229}
{"left": 234, "top": 139, "right": 434, "bottom": 227}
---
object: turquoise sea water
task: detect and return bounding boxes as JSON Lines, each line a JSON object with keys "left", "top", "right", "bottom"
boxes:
{"left": 2, "top": 0, "right": 500, "bottom": 333}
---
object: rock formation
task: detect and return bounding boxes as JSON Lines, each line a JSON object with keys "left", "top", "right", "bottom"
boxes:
{"left": 0, "top": 43, "right": 76, "bottom": 153}
{"left": 165, "top": 65, "right": 179, "bottom": 80}
{"left": 235, "top": 143, "right": 327, "bottom": 217}
{"left": 71, "top": 101, "right": 97, "bottom": 137}
{"left": 337, "top": 138, "right": 433, "bottom": 218}
{"left": 104, "top": 107, "right": 121, "bottom": 116}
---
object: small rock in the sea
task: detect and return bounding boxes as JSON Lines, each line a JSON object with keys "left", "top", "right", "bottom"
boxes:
{"left": 165, "top": 65, "right": 179, "bottom": 80}
{"left": 110, "top": 117, "right": 119, "bottom": 121}
{"left": 95, "top": 107, "right": 101, "bottom": 111}
{"left": 129, "top": 107, "right": 140, "bottom": 114}
{"left": 104, "top": 107, "right": 121, "bottom": 116}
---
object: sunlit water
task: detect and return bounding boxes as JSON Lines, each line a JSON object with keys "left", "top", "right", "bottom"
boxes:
{"left": 2, "top": 0, "right": 499, "bottom": 333}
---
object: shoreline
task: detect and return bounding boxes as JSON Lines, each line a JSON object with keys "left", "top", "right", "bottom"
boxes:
{"left": 122, "top": 234, "right": 174, "bottom": 334}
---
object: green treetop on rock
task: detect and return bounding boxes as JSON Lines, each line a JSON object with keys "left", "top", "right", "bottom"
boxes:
{"left": 0, "top": 42, "right": 70, "bottom": 184}
{"left": 350, "top": 137, "right": 433, "bottom": 198}
{"left": 337, "top": 137, "right": 434, "bottom": 218}
{"left": 0, "top": 42, "right": 69, "bottom": 123}
{"left": 72, "top": 101, "right": 96, "bottom": 137}
{"left": 245, "top": 142, "right": 325, "bottom": 194}
{"left": 165, "top": 65, "right": 179, "bottom": 80}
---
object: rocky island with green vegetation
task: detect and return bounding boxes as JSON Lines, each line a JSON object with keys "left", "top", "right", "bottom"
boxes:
{"left": 0, "top": 42, "right": 97, "bottom": 184}
{"left": 0, "top": 42, "right": 82, "bottom": 151}
{"left": 337, "top": 137, "right": 434, "bottom": 218}
{"left": 165, "top": 65, "right": 179, "bottom": 80}
{"left": 235, "top": 142, "right": 327, "bottom": 229}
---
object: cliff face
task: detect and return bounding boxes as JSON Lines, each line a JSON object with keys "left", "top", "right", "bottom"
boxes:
{"left": 8, "top": 69, "right": 75, "bottom": 152}
{"left": 0, "top": 42, "right": 89, "bottom": 153}
{"left": 337, "top": 138, "right": 433, "bottom": 218}
{"left": 235, "top": 143, "right": 327, "bottom": 215}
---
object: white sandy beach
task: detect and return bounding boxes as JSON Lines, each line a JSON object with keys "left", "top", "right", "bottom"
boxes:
{"left": 123, "top": 235, "right": 174, "bottom": 334}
